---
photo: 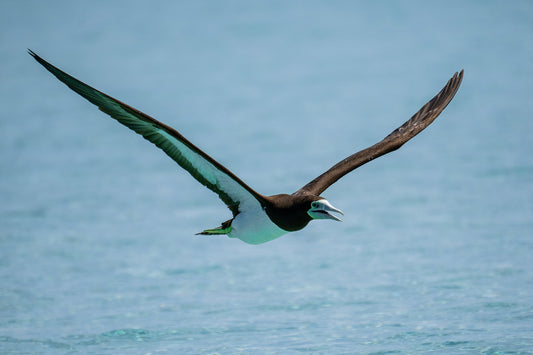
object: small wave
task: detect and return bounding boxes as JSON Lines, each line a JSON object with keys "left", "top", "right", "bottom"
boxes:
{"left": 0, "top": 335, "right": 72, "bottom": 350}
{"left": 67, "top": 328, "right": 199, "bottom": 346}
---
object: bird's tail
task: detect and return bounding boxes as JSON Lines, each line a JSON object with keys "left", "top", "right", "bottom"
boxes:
{"left": 195, "top": 219, "right": 232, "bottom": 236}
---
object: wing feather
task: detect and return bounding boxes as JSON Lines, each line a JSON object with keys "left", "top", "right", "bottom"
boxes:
{"left": 29, "top": 50, "right": 266, "bottom": 215}
{"left": 297, "top": 70, "right": 464, "bottom": 196}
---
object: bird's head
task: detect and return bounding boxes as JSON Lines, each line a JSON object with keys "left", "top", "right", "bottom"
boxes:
{"left": 307, "top": 198, "right": 344, "bottom": 222}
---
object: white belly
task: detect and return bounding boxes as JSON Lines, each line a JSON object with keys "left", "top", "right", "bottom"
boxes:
{"left": 229, "top": 207, "right": 288, "bottom": 245}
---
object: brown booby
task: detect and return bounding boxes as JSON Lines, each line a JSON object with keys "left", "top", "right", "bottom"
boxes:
{"left": 29, "top": 50, "right": 463, "bottom": 244}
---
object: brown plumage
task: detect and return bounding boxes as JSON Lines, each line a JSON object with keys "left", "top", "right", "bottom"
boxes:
{"left": 29, "top": 50, "right": 463, "bottom": 244}
{"left": 297, "top": 69, "right": 464, "bottom": 196}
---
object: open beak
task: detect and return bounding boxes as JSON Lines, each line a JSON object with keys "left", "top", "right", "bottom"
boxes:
{"left": 308, "top": 199, "right": 344, "bottom": 222}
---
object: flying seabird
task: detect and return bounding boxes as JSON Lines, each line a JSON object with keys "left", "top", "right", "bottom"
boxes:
{"left": 29, "top": 50, "right": 463, "bottom": 244}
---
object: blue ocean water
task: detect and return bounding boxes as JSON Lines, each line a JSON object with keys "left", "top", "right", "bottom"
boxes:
{"left": 1, "top": 1, "right": 532, "bottom": 353}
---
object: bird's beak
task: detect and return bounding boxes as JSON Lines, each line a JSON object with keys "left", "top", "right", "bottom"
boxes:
{"left": 308, "top": 199, "right": 344, "bottom": 222}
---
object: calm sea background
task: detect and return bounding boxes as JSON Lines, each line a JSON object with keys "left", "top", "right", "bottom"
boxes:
{"left": 1, "top": 1, "right": 532, "bottom": 354}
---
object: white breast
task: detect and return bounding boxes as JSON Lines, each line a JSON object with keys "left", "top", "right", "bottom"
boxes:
{"left": 229, "top": 206, "right": 288, "bottom": 245}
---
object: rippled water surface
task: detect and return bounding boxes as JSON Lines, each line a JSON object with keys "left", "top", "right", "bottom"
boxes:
{"left": 1, "top": 1, "right": 532, "bottom": 354}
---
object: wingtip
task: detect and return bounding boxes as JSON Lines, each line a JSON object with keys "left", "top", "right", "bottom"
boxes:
{"left": 456, "top": 69, "right": 465, "bottom": 87}
{"left": 28, "top": 49, "right": 42, "bottom": 63}
{"left": 446, "top": 69, "right": 464, "bottom": 92}
{"left": 456, "top": 69, "right": 464, "bottom": 81}
{"left": 452, "top": 69, "right": 464, "bottom": 80}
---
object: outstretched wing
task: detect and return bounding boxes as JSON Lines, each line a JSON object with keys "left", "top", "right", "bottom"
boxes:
{"left": 29, "top": 50, "right": 266, "bottom": 216}
{"left": 297, "top": 70, "right": 464, "bottom": 196}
